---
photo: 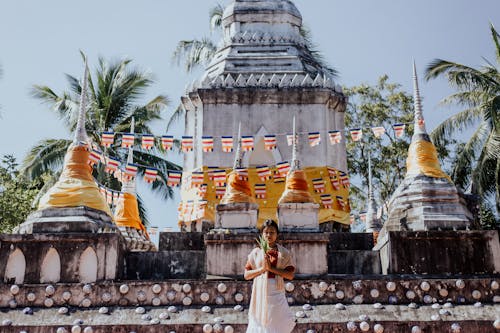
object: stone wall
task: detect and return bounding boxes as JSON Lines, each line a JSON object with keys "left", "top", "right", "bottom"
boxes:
{"left": 328, "top": 233, "right": 381, "bottom": 274}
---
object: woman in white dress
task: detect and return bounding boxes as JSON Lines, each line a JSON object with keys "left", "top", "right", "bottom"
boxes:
{"left": 244, "top": 220, "right": 296, "bottom": 333}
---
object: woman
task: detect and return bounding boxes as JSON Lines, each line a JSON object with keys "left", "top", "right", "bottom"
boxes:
{"left": 244, "top": 220, "right": 296, "bottom": 333}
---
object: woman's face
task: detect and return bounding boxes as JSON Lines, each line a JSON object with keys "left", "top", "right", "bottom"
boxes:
{"left": 262, "top": 226, "right": 278, "bottom": 245}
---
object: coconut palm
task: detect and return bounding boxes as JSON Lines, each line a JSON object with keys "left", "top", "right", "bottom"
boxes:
{"left": 425, "top": 24, "right": 500, "bottom": 212}
{"left": 22, "top": 54, "right": 182, "bottom": 225}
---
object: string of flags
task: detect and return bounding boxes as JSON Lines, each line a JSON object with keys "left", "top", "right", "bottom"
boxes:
{"left": 95, "top": 122, "right": 409, "bottom": 152}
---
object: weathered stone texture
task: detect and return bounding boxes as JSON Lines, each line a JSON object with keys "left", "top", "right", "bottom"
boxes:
{"left": 159, "top": 232, "right": 206, "bottom": 251}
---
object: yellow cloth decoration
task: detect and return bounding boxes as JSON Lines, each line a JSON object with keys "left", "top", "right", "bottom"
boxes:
{"left": 180, "top": 166, "right": 350, "bottom": 227}
{"left": 278, "top": 170, "right": 315, "bottom": 204}
{"left": 406, "top": 139, "right": 451, "bottom": 181}
{"left": 38, "top": 145, "right": 112, "bottom": 216}
{"left": 114, "top": 192, "right": 149, "bottom": 238}
{"left": 220, "top": 171, "right": 256, "bottom": 204}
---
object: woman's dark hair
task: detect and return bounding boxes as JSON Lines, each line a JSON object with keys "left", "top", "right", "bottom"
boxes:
{"left": 260, "top": 219, "right": 279, "bottom": 234}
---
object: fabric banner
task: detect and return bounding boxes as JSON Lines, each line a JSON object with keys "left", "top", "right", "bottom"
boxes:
{"left": 141, "top": 134, "right": 155, "bottom": 150}
{"left": 264, "top": 135, "right": 277, "bottom": 151}
{"left": 161, "top": 135, "right": 174, "bottom": 150}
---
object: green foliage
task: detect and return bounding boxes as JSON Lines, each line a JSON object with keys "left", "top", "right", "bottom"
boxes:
{"left": 22, "top": 55, "right": 182, "bottom": 226}
{"left": 344, "top": 76, "right": 415, "bottom": 214}
{"left": 256, "top": 235, "right": 270, "bottom": 253}
{"left": 425, "top": 23, "right": 500, "bottom": 212}
{"left": 0, "top": 155, "right": 45, "bottom": 233}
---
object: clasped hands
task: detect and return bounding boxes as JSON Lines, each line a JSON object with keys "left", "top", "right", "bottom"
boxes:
{"left": 260, "top": 254, "right": 274, "bottom": 275}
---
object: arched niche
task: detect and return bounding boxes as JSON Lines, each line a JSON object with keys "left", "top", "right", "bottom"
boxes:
{"left": 78, "top": 247, "right": 98, "bottom": 283}
{"left": 4, "top": 248, "right": 26, "bottom": 284}
{"left": 40, "top": 247, "right": 61, "bottom": 283}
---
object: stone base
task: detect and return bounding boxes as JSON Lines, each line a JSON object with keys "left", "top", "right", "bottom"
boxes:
{"left": 215, "top": 203, "right": 258, "bottom": 230}
{"left": 205, "top": 233, "right": 329, "bottom": 277}
{"left": 15, "top": 207, "right": 116, "bottom": 234}
{"left": 0, "top": 233, "right": 124, "bottom": 284}
{"left": 278, "top": 202, "right": 320, "bottom": 232}
{"left": 375, "top": 230, "right": 500, "bottom": 275}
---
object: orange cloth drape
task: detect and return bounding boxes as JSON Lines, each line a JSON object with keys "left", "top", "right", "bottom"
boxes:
{"left": 278, "top": 170, "right": 315, "bottom": 204}
{"left": 114, "top": 192, "right": 148, "bottom": 238}
{"left": 220, "top": 171, "right": 256, "bottom": 204}
{"left": 38, "top": 145, "right": 112, "bottom": 216}
{"left": 406, "top": 140, "right": 451, "bottom": 181}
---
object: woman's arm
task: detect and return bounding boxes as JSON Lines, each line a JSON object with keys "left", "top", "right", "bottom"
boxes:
{"left": 244, "top": 266, "right": 265, "bottom": 280}
{"left": 268, "top": 266, "right": 295, "bottom": 280}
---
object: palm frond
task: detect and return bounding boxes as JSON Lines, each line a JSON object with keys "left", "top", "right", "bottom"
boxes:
{"left": 136, "top": 194, "right": 150, "bottom": 227}
{"left": 430, "top": 106, "right": 483, "bottom": 146}
{"left": 209, "top": 3, "right": 224, "bottom": 32}
{"left": 21, "top": 139, "right": 71, "bottom": 181}
{"left": 425, "top": 59, "right": 497, "bottom": 90}
{"left": 490, "top": 23, "right": 500, "bottom": 65}
{"left": 299, "top": 24, "right": 338, "bottom": 78}
{"left": 172, "top": 38, "right": 218, "bottom": 73}
{"left": 166, "top": 103, "right": 186, "bottom": 132}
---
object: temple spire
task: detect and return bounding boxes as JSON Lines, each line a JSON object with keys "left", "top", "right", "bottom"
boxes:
{"left": 365, "top": 152, "right": 381, "bottom": 232}
{"left": 74, "top": 56, "right": 90, "bottom": 145}
{"left": 413, "top": 61, "right": 427, "bottom": 135}
{"left": 233, "top": 122, "right": 244, "bottom": 170}
{"left": 122, "top": 118, "right": 136, "bottom": 194}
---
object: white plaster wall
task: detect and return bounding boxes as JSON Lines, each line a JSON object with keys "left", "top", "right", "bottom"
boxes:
{"left": 4, "top": 248, "right": 26, "bottom": 284}
{"left": 40, "top": 248, "right": 61, "bottom": 283}
{"left": 79, "top": 247, "right": 98, "bottom": 283}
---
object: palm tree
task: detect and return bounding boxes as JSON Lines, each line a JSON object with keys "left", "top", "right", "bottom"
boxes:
{"left": 22, "top": 54, "right": 182, "bottom": 224}
{"left": 425, "top": 24, "right": 500, "bottom": 212}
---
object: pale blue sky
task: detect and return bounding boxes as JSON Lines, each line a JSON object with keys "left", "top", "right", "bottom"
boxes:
{"left": 0, "top": 0, "right": 498, "bottom": 239}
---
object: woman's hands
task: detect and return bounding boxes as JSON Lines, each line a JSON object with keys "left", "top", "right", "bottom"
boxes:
{"left": 262, "top": 254, "right": 272, "bottom": 273}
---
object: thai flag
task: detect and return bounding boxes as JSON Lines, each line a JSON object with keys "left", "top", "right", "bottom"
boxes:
{"left": 235, "top": 168, "right": 249, "bottom": 181}
{"left": 143, "top": 168, "right": 158, "bottom": 183}
{"left": 276, "top": 161, "right": 291, "bottom": 177}
{"left": 202, "top": 136, "right": 214, "bottom": 152}
{"left": 264, "top": 135, "right": 277, "bottom": 151}
{"left": 221, "top": 136, "right": 234, "bottom": 152}
{"left": 142, "top": 134, "right": 155, "bottom": 150}
{"left": 101, "top": 131, "right": 115, "bottom": 147}
{"left": 167, "top": 170, "right": 182, "bottom": 187}
{"left": 105, "top": 157, "right": 120, "bottom": 174}
{"left": 321, "top": 194, "right": 333, "bottom": 209}
{"left": 308, "top": 132, "right": 321, "bottom": 147}
{"left": 312, "top": 178, "right": 325, "bottom": 193}
{"left": 121, "top": 133, "right": 135, "bottom": 148}
{"left": 257, "top": 165, "right": 272, "bottom": 181}
{"left": 124, "top": 163, "right": 138, "bottom": 180}
{"left": 350, "top": 128, "right": 363, "bottom": 142}
{"left": 215, "top": 186, "right": 226, "bottom": 199}
{"left": 161, "top": 135, "right": 174, "bottom": 150}
{"left": 181, "top": 136, "right": 194, "bottom": 152}
{"left": 241, "top": 136, "right": 254, "bottom": 151}
{"left": 88, "top": 149, "right": 102, "bottom": 166}
{"left": 191, "top": 171, "right": 205, "bottom": 188}
{"left": 213, "top": 170, "right": 227, "bottom": 186}
{"left": 371, "top": 127, "right": 386, "bottom": 138}
{"left": 339, "top": 171, "right": 350, "bottom": 188}
{"left": 328, "top": 131, "right": 342, "bottom": 145}
{"left": 392, "top": 123, "right": 406, "bottom": 138}
{"left": 255, "top": 184, "right": 267, "bottom": 199}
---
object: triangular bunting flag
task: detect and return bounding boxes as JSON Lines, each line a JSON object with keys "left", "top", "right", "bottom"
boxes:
{"left": 350, "top": 128, "right": 363, "bottom": 142}
{"left": 256, "top": 165, "right": 272, "bottom": 181}
{"left": 144, "top": 168, "right": 158, "bottom": 183}
{"left": 142, "top": 134, "right": 155, "bottom": 150}
{"left": 321, "top": 194, "right": 333, "bottom": 209}
{"left": 101, "top": 131, "right": 115, "bottom": 147}
{"left": 392, "top": 123, "right": 406, "bottom": 138}
{"left": 264, "top": 135, "right": 277, "bottom": 151}
{"left": 121, "top": 133, "right": 135, "bottom": 148}
{"left": 167, "top": 171, "right": 182, "bottom": 187}
{"left": 255, "top": 184, "right": 267, "bottom": 199}
{"left": 202, "top": 136, "right": 214, "bottom": 152}
{"left": 328, "top": 131, "right": 342, "bottom": 145}
{"left": 308, "top": 132, "right": 321, "bottom": 147}
{"left": 276, "top": 161, "right": 291, "bottom": 177}
{"left": 241, "top": 136, "right": 254, "bottom": 151}
{"left": 181, "top": 136, "right": 194, "bottom": 152}
{"left": 371, "top": 126, "right": 386, "bottom": 138}
{"left": 221, "top": 136, "right": 234, "bottom": 153}
{"left": 161, "top": 135, "right": 174, "bottom": 151}
{"left": 312, "top": 178, "right": 326, "bottom": 193}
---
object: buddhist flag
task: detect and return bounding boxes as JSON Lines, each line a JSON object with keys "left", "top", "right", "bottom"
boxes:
{"left": 124, "top": 163, "right": 139, "bottom": 180}
{"left": 207, "top": 167, "right": 219, "bottom": 181}
{"left": 328, "top": 131, "right": 342, "bottom": 145}
{"left": 339, "top": 171, "right": 350, "bottom": 188}
{"left": 105, "top": 157, "right": 120, "bottom": 174}
{"left": 181, "top": 136, "right": 194, "bottom": 152}
{"left": 286, "top": 134, "right": 297, "bottom": 146}
{"left": 308, "top": 132, "right": 321, "bottom": 147}
{"left": 336, "top": 196, "right": 346, "bottom": 210}
{"left": 350, "top": 128, "right": 363, "bottom": 142}
{"left": 312, "top": 178, "right": 326, "bottom": 193}
{"left": 257, "top": 165, "right": 272, "bottom": 181}
{"left": 393, "top": 123, "right": 406, "bottom": 138}
{"left": 327, "top": 167, "right": 337, "bottom": 179}
{"left": 144, "top": 168, "right": 158, "bottom": 183}
{"left": 221, "top": 136, "right": 234, "bottom": 152}
{"left": 161, "top": 135, "right": 174, "bottom": 151}
{"left": 264, "top": 135, "right": 277, "bottom": 151}
{"left": 215, "top": 186, "right": 226, "bottom": 199}
{"left": 276, "top": 161, "right": 291, "bottom": 177}
{"left": 371, "top": 127, "right": 386, "bottom": 138}
{"left": 198, "top": 184, "right": 208, "bottom": 198}
{"left": 328, "top": 167, "right": 341, "bottom": 190}
{"left": 88, "top": 149, "right": 102, "bottom": 166}
{"left": 213, "top": 169, "right": 227, "bottom": 186}
{"left": 121, "top": 133, "right": 135, "bottom": 148}
{"left": 242, "top": 136, "right": 254, "bottom": 151}
{"left": 101, "top": 131, "right": 115, "bottom": 147}
{"left": 360, "top": 211, "right": 367, "bottom": 222}
{"left": 202, "top": 136, "right": 214, "bottom": 152}
{"left": 235, "top": 168, "right": 249, "bottom": 181}
{"left": 191, "top": 171, "right": 204, "bottom": 188}
{"left": 273, "top": 171, "right": 286, "bottom": 183}
{"left": 350, "top": 215, "right": 355, "bottom": 224}
{"left": 142, "top": 134, "right": 155, "bottom": 150}
{"left": 167, "top": 171, "right": 182, "bottom": 187}
{"left": 321, "top": 194, "right": 333, "bottom": 209}
{"left": 255, "top": 184, "right": 267, "bottom": 199}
